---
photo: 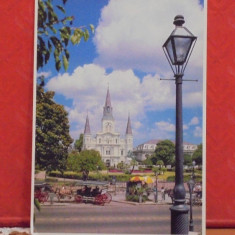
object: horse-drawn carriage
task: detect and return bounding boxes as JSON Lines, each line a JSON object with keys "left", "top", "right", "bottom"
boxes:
{"left": 34, "top": 183, "right": 52, "bottom": 203}
{"left": 74, "top": 181, "right": 112, "bottom": 205}
{"left": 34, "top": 181, "right": 112, "bottom": 205}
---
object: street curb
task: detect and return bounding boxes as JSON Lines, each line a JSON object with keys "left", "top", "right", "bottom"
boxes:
{"left": 112, "top": 200, "right": 171, "bottom": 206}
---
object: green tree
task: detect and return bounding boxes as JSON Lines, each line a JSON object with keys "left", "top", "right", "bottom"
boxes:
{"left": 37, "top": 0, "right": 94, "bottom": 71}
{"left": 67, "top": 150, "right": 105, "bottom": 180}
{"left": 192, "top": 144, "right": 202, "bottom": 165}
{"left": 153, "top": 140, "right": 175, "bottom": 166}
{"left": 156, "top": 160, "right": 164, "bottom": 167}
{"left": 36, "top": 84, "right": 73, "bottom": 173}
{"left": 184, "top": 154, "right": 192, "bottom": 166}
{"left": 74, "top": 133, "right": 83, "bottom": 152}
{"left": 152, "top": 166, "right": 160, "bottom": 176}
{"left": 142, "top": 155, "right": 153, "bottom": 166}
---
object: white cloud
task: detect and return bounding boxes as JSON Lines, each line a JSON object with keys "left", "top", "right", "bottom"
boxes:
{"left": 94, "top": 0, "right": 204, "bottom": 75}
{"left": 155, "top": 121, "right": 175, "bottom": 132}
{"left": 194, "top": 126, "right": 202, "bottom": 137}
{"left": 46, "top": 63, "right": 202, "bottom": 144}
{"left": 37, "top": 71, "right": 51, "bottom": 78}
{"left": 189, "top": 116, "right": 199, "bottom": 126}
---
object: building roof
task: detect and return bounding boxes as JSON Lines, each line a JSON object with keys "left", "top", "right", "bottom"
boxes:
{"left": 138, "top": 139, "right": 197, "bottom": 146}
{"left": 143, "top": 139, "right": 162, "bottom": 145}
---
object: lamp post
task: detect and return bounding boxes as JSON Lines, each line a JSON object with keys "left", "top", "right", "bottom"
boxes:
{"left": 155, "top": 171, "right": 159, "bottom": 203}
{"left": 162, "top": 15, "right": 197, "bottom": 234}
{"left": 187, "top": 161, "right": 196, "bottom": 231}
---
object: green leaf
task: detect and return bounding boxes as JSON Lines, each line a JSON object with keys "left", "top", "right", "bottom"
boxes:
{"left": 56, "top": 5, "right": 65, "bottom": 13}
{"left": 38, "top": 0, "right": 45, "bottom": 11}
{"left": 34, "top": 198, "right": 41, "bottom": 211}
{"left": 71, "top": 34, "right": 81, "bottom": 45}
{"left": 50, "top": 36, "right": 61, "bottom": 49}
{"left": 64, "top": 49, "right": 70, "bottom": 60}
{"left": 63, "top": 55, "right": 69, "bottom": 71}
{"left": 56, "top": 60, "right": 62, "bottom": 71}
{"left": 49, "top": 25, "right": 57, "bottom": 34}
{"left": 90, "top": 24, "right": 95, "bottom": 34}
{"left": 48, "top": 41, "right": 52, "bottom": 53}
{"left": 65, "top": 16, "right": 73, "bottom": 21}
{"left": 45, "top": 0, "right": 53, "bottom": 11}
{"left": 83, "top": 29, "right": 89, "bottom": 42}
{"left": 45, "top": 50, "right": 50, "bottom": 64}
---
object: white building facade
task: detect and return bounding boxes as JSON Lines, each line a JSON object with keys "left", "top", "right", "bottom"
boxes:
{"left": 134, "top": 139, "right": 198, "bottom": 162}
{"left": 82, "top": 88, "right": 133, "bottom": 167}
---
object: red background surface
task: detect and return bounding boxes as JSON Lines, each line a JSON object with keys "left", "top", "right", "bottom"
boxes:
{"left": 0, "top": 1, "right": 34, "bottom": 227}
{"left": 206, "top": 0, "right": 235, "bottom": 228}
{"left": 0, "top": 0, "right": 235, "bottom": 229}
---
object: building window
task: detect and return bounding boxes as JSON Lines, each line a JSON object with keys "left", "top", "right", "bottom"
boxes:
{"left": 106, "top": 159, "right": 110, "bottom": 167}
{"left": 116, "top": 139, "right": 118, "bottom": 144}
{"left": 99, "top": 138, "right": 101, "bottom": 143}
{"left": 121, "top": 150, "right": 123, "bottom": 155}
{"left": 106, "top": 150, "right": 111, "bottom": 155}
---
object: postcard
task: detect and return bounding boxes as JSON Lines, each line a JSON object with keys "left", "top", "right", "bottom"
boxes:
{"left": 31, "top": 0, "right": 205, "bottom": 234}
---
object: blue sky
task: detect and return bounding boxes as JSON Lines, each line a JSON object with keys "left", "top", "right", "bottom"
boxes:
{"left": 38, "top": 0, "right": 205, "bottom": 147}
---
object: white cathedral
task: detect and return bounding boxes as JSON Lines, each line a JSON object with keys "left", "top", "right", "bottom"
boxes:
{"left": 82, "top": 88, "right": 133, "bottom": 167}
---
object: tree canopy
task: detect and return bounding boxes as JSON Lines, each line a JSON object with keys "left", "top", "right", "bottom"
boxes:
{"left": 74, "top": 133, "right": 83, "bottom": 152}
{"left": 184, "top": 154, "right": 192, "bottom": 166}
{"left": 153, "top": 140, "right": 175, "bottom": 166}
{"left": 37, "top": 0, "right": 94, "bottom": 71}
{"left": 36, "top": 83, "right": 73, "bottom": 173}
{"left": 67, "top": 150, "right": 106, "bottom": 180}
{"left": 36, "top": 0, "right": 93, "bottom": 173}
{"left": 192, "top": 144, "right": 202, "bottom": 165}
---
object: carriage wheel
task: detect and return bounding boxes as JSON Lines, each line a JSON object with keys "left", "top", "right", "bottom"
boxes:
{"left": 94, "top": 195, "right": 105, "bottom": 205}
{"left": 36, "top": 192, "right": 48, "bottom": 203}
{"left": 102, "top": 192, "right": 112, "bottom": 203}
{"left": 41, "top": 192, "right": 49, "bottom": 203}
{"left": 75, "top": 195, "right": 83, "bottom": 203}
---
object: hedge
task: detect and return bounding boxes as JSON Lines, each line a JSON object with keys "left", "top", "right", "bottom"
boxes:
{"left": 167, "top": 174, "right": 202, "bottom": 182}
{"left": 49, "top": 171, "right": 132, "bottom": 182}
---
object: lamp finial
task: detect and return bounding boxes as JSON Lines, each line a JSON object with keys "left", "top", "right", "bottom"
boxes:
{"left": 173, "top": 15, "right": 185, "bottom": 26}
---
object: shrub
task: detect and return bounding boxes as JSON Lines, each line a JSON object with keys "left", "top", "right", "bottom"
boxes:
{"left": 167, "top": 175, "right": 202, "bottom": 182}
{"left": 126, "top": 194, "right": 148, "bottom": 203}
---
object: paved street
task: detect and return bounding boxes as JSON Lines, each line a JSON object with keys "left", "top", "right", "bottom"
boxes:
{"left": 34, "top": 201, "right": 202, "bottom": 234}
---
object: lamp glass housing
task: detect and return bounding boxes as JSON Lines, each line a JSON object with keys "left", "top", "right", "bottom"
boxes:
{"left": 163, "top": 26, "right": 196, "bottom": 66}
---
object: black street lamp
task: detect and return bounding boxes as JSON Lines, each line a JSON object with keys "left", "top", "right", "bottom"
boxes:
{"left": 162, "top": 15, "right": 197, "bottom": 234}
{"left": 187, "top": 161, "right": 196, "bottom": 231}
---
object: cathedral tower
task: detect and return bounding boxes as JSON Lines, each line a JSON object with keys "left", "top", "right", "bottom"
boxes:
{"left": 125, "top": 114, "right": 133, "bottom": 154}
{"left": 83, "top": 114, "right": 92, "bottom": 150}
{"left": 102, "top": 87, "right": 115, "bottom": 133}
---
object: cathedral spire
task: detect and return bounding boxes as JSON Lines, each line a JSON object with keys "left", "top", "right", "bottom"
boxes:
{"left": 84, "top": 114, "right": 91, "bottom": 134}
{"left": 126, "top": 114, "right": 132, "bottom": 135}
{"left": 102, "top": 87, "right": 114, "bottom": 120}
{"left": 105, "top": 86, "right": 112, "bottom": 107}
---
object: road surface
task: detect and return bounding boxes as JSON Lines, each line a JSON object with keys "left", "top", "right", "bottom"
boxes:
{"left": 34, "top": 201, "right": 202, "bottom": 234}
